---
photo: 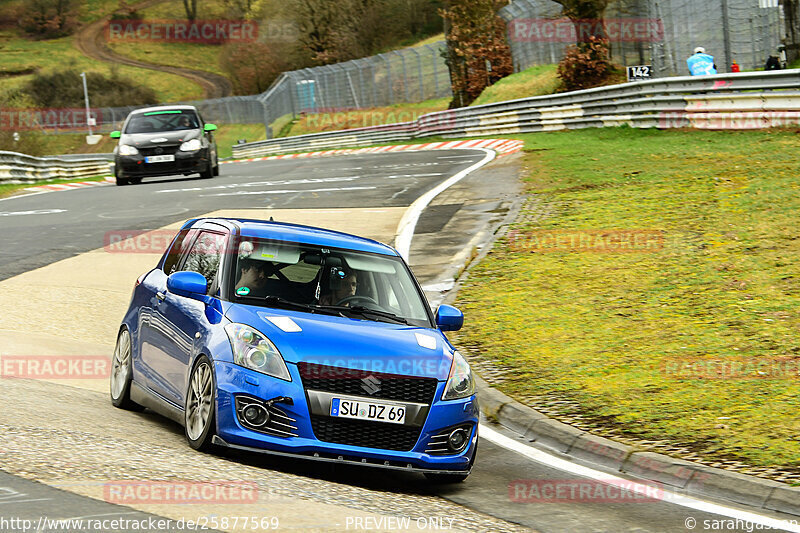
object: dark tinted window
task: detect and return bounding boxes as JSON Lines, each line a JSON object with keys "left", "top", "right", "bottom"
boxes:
{"left": 125, "top": 110, "right": 199, "bottom": 133}
{"left": 163, "top": 228, "right": 198, "bottom": 275}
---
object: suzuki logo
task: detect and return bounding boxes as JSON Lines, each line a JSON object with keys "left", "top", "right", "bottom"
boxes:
{"left": 155, "top": 147, "right": 163, "bottom": 155}
{"left": 361, "top": 375, "right": 381, "bottom": 395}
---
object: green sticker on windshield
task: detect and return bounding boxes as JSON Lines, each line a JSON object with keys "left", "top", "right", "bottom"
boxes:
{"left": 236, "top": 286, "right": 250, "bottom": 296}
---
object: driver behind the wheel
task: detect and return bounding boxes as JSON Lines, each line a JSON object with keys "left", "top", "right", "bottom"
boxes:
{"left": 319, "top": 268, "right": 357, "bottom": 306}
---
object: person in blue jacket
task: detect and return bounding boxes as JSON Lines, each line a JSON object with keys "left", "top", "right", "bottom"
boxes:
{"left": 687, "top": 47, "right": 718, "bottom": 75}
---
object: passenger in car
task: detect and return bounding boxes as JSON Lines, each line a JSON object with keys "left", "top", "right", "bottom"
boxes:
{"left": 319, "top": 269, "right": 358, "bottom": 306}
{"left": 178, "top": 115, "right": 194, "bottom": 129}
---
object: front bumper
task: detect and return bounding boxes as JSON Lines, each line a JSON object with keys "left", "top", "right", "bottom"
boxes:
{"left": 116, "top": 148, "right": 210, "bottom": 178}
{"left": 214, "top": 361, "right": 479, "bottom": 471}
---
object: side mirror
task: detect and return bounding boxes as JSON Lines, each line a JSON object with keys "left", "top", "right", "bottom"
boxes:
{"left": 203, "top": 123, "right": 217, "bottom": 132}
{"left": 435, "top": 304, "right": 463, "bottom": 332}
{"left": 167, "top": 271, "right": 208, "bottom": 300}
{"left": 110, "top": 131, "right": 121, "bottom": 139}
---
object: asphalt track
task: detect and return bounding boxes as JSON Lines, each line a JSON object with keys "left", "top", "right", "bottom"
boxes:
{"left": 0, "top": 150, "right": 796, "bottom": 532}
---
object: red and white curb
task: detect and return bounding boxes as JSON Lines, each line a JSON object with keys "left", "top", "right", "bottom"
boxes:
{"left": 23, "top": 177, "right": 115, "bottom": 193}
{"left": 223, "top": 138, "right": 525, "bottom": 165}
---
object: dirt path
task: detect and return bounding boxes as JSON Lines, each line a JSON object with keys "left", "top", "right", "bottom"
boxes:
{"left": 74, "top": 0, "right": 233, "bottom": 100}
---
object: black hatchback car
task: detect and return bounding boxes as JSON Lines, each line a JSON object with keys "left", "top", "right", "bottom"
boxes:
{"left": 111, "top": 105, "right": 219, "bottom": 186}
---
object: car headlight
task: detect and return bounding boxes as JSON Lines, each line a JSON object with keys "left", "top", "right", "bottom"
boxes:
{"left": 442, "top": 351, "right": 475, "bottom": 400}
{"left": 224, "top": 323, "right": 291, "bottom": 381}
{"left": 179, "top": 139, "right": 202, "bottom": 152}
{"left": 118, "top": 144, "right": 138, "bottom": 156}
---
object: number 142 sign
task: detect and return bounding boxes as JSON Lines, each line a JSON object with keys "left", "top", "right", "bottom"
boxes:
{"left": 627, "top": 65, "right": 653, "bottom": 82}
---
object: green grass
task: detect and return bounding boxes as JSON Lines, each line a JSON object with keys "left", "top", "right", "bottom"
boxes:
{"left": 0, "top": 31, "right": 204, "bottom": 102}
{"left": 279, "top": 98, "right": 451, "bottom": 137}
{"left": 453, "top": 128, "right": 800, "bottom": 472}
{"left": 471, "top": 64, "right": 560, "bottom": 106}
{"left": 0, "top": 175, "right": 108, "bottom": 199}
{"left": 106, "top": 39, "right": 228, "bottom": 77}
{"left": 214, "top": 123, "right": 269, "bottom": 159}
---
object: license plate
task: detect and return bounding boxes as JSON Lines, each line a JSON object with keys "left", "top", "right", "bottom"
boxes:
{"left": 330, "top": 398, "right": 406, "bottom": 425}
{"left": 144, "top": 155, "right": 175, "bottom": 163}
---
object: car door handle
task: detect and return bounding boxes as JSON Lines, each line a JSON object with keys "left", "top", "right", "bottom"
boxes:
{"left": 156, "top": 292, "right": 166, "bottom": 302}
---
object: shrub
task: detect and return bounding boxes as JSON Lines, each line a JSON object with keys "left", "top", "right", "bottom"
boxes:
{"left": 19, "top": 0, "right": 79, "bottom": 39}
{"left": 557, "top": 36, "right": 614, "bottom": 92}
{"left": 24, "top": 69, "right": 159, "bottom": 108}
{"left": 221, "top": 41, "right": 297, "bottom": 95}
{"left": 110, "top": 1, "right": 139, "bottom": 20}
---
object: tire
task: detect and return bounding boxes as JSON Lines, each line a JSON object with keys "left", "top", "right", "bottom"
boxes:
{"left": 185, "top": 355, "right": 217, "bottom": 452}
{"left": 199, "top": 160, "right": 214, "bottom": 179}
{"left": 130, "top": 177, "right": 143, "bottom": 185}
{"left": 110, "top": 327, "right": 144, "bottom": 411}
{"left": 114, "top": 165, "right": 129, "bottom": 186}
{"left": 212, "top": 157, "right": 219, "bottom": 176}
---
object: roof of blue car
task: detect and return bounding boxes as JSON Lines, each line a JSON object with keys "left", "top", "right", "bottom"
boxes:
{"left": 211, "top": 217, "right": 399, "bottom": 256}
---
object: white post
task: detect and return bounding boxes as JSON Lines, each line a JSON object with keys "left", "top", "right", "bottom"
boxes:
{"left": 80, "top": 72, "right": 92, "bottom": 136}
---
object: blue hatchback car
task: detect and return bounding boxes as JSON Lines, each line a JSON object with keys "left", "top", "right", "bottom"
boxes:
{"left": 110, "top": 217, "right": 479, "bottom": 482}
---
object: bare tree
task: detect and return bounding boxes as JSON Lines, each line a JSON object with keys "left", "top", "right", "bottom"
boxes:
{"left": 441, "top": 0, "right": 513, "bottom": 108}
{"left": 182, "top": 0, "right": 198, "bottom": 21}
{"left": 782, "top": 0, "right": 800, "bottom": 63}
{"left": 552, "top": 0, "right": 612, "bottom": 43}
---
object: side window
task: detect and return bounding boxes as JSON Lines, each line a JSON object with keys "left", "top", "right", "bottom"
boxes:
{"left": 163, "top": 228, "right": 198, "bottom": 275}
{"left": 182, "top": 231, "right": 227, "bottom": 290}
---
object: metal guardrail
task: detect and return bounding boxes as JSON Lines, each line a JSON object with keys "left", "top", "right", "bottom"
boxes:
{"left": 232, "top": 70, "right": 800, "bottom": 159}
{"left": 0, "top": 151, "right": 113, "bottom": 183}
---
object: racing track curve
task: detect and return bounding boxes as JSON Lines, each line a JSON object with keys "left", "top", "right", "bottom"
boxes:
{"left": 74, "top": 0, "right": 233, "bottom": 99}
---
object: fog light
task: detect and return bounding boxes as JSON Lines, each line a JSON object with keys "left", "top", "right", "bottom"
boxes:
{"left": 447, "top": 428, "right": 469, "bottom": 452}
{"left": 242, "top": 404, "right": 269, "bottom": 427}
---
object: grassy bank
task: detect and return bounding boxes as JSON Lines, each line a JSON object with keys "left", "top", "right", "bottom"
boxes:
{"left": 0, "top": 175, "right": 108, "bottom": 199}
{"left": 0, "top": 31, "right": 203, "bottom": 103}
{"left": 453, "top": 128, "right": 800, "bottom": 475}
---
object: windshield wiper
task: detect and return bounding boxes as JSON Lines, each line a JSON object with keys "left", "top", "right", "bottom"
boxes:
{"left": 259, "top": 296, "right": 344, "bottom": 317}
{"left": 319, "top": 304, "right": 409, "bottom": 324}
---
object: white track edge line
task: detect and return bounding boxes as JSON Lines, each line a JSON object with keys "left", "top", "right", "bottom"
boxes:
{"left": 394, "top": 148, "right": 496, "bottom": 260}
{"left": 478, "top": 426, "right": 800, "bottom": 531}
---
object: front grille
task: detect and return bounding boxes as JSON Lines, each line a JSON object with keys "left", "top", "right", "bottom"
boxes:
{"left": 310, "top": 416, "right": 422, "bottom": 451}
{"left": 138, "top": 145, "right": 180, "bottom": 157}
{"left": 298, "top": 362, "right": 438, "bottom": 404}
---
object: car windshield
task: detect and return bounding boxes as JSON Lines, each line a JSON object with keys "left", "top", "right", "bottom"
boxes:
{"left": 125, "top": 110, "right": 199, "bottom": 134}
{"left": 231, "top": 238, "right": 432, "bottom": 327}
